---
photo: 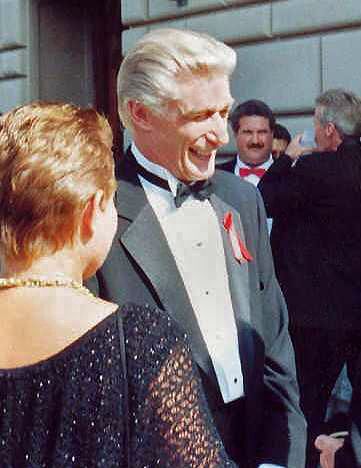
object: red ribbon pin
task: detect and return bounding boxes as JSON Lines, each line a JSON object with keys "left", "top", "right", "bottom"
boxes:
{"left": 223, "top": 211, "right": 253, "bottom": 263}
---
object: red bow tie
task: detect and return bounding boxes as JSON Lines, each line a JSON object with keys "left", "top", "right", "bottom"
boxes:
{"left": 239, "top": 167, "right": 266, "bottom": 178}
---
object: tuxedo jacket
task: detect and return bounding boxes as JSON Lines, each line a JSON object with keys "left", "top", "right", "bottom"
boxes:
{"left": 217, "top": 155, "right": 237, "bottom": 174}
{"left": 258, "top": 138, "right": 361, "bottom": 330}
{"left": 89, "top": 148, "right": 306, "bottom": 467}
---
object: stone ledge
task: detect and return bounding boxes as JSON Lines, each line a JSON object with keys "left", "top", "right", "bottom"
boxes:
{"left": 272, "top": 0, "right": 361, "bottom": 35}
{"left": 0, "top": 49, "right": 27, "bottom": 79}
{"left": 0, "top": 0, "right": 27, "bottom": 50}
{"left": 186, "top": 4, "right": 271, "bottom": 43}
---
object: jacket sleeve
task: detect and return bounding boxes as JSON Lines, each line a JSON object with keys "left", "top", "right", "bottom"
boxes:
{"left": 253, "top": 189, "right": 307, "bottom": 467}
{"left": 258, "top": 153, "right": 316, "bottom": 218}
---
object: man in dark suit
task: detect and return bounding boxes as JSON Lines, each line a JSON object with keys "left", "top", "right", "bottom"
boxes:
{"left": 92, "top": 28, "right": 306, "bottom": 468}
{"left": 219, "top": 100, "right": 276, "bottom": 233}
{"left": 218, "top": 100, "right": 275, "bottom": 187}
{"left": 258, "top": 88, "right": 361, "bottom": 467}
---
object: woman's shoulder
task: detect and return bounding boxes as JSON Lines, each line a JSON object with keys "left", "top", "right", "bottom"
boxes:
{"left": 120, "top": 302, "right": 188, "bottom": 355}
{"left": 121, "top": 302, "right": 184, "bottom": 331}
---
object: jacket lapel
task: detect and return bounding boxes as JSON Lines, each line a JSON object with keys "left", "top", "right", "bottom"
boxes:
{"left": 210, "top": 194, "right": 255, "bottom": 393}
{"left": 118, "top": 180, "right": 216, "bottom": 381}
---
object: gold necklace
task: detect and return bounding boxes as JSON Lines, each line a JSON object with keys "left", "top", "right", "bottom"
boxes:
{"left": 0, "top": 276, "right": 94, "bottom": 297}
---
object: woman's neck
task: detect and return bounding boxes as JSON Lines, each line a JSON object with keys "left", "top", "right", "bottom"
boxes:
{"left": 1, "top": 249, "right": 83, "bottom": 283}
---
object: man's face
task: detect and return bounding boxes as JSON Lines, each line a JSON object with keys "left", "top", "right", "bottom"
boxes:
{"left": 235, "top": 116, "right": 273, "bottom": 166}
{"left": 272, "top": 138, "right": 289, "bottom": 159}
{"left": 144, "top": 74, "right": 233, "bottom": 182}
{"left": 314, "top": 106, "right": 331, "bottom": 151}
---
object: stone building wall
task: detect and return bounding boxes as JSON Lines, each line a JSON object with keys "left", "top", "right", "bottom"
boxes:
{"left": 1, "top": 0, "right": 361, "bottom": 152}
{"left": 121, "top": 0, "right": 361, "bottom": 152}
{"left": 0, "top": 0, "right": 93, "bottom": 115}
{"left": 0, "top": 0, "right": 31, "bottom": 113}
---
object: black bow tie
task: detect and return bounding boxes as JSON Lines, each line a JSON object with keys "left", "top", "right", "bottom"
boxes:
{"left": 133, "top": 159, "right": 213, "bottom": 208}
{"left": 174, "top": 180, "right": 213, "bottom": 208}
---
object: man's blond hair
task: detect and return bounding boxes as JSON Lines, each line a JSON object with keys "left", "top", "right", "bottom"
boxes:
{"left": 117, "top": 28, "right": 236, "bottom": 130}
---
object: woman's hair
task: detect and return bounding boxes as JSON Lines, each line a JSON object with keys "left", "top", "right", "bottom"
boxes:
{"left": 117, "top": 28, "right": 236, "bottom": 130}
{"left": 0, "top": 101, "right": 116, "bottom": 266}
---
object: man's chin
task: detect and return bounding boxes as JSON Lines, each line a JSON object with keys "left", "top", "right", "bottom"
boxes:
{"left": 244, "top": 154, "right": 269, "bottom": 165}
{"left": 181, "top": 173, "right": 212, "bottom": 183}
{"left": 179, "top": 155, "right": 216, "bottom": 182}
{"left": 192, "top": 157, "right": 216, "bottom": 178}
{"left": 192, "top": 165, "right": 215, "bottom": 181}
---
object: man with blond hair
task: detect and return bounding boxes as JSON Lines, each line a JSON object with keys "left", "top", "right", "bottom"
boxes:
{"left": 92, "top": 28, "right": 306, "bottom": 467}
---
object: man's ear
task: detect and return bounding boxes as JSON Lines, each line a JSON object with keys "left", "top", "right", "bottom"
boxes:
{"left": 325, "top": 122, "right": 337, "bottom": 138}
{"left": 80, "top": 191, "right": 103, "bottom": 243}
{"left": 128, "top": 100, "right": 153, "bottom": 131}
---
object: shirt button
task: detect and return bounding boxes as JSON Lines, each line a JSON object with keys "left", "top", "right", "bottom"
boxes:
{"left": 234, "top": 377, "right": 238, "bottom": 383}
{"left": 196, "top": 242, "right": 202, "bottom": 247}
{"left": 205, "top": 290, "right": 209, "bottom": 295}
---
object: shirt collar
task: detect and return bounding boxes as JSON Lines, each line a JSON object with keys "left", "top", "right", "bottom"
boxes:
{"left": 131, "top": 142, "right": 179, "bottom": 196}
{"left": 235, "top": 155, "right": 273, "bottom": 172}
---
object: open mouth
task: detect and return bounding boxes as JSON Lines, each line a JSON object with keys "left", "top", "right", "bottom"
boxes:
{"left": 189, "top": 148, "right": 212, "bottom": 160}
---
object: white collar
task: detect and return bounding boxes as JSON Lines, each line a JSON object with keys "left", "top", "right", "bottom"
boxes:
{"left": 236, "top": 155, "right": 273, "bottom": 171}
{"left": 131, "top": 142, "right": 179, "bottom": 196}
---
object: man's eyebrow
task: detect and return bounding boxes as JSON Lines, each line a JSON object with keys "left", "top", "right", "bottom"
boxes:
{"left": 181, "top": 101, "right": 234, "bottom": 119}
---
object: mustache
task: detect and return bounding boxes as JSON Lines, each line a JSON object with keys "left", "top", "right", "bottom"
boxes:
{"left": 247, "top": 143, "right": 264, "bottom": 149}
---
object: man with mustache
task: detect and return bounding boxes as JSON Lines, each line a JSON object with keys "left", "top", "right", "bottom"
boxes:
{"left": 219, "top": 100, "right": 275, "bottom": 186}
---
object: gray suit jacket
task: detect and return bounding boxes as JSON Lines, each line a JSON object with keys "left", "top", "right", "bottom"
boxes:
{"left": 89, "top": 150, "right": 306, "bottom": 467}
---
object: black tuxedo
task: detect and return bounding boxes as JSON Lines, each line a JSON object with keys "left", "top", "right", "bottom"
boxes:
{"left": 258, "top": 138, "right": 361, "bottom": 466}
{"left": 217, "top": 155, "right": 237, "bottom": 173}
{"left": 259, "top": 139, "right": 361, "bottom": 331}
{"left": 89, "top": 148, "right": 306, "bottom": 467}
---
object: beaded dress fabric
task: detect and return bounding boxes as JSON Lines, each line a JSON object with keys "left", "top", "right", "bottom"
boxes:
{"left": 0, "top": 303, "right": 236, "bottom": 467}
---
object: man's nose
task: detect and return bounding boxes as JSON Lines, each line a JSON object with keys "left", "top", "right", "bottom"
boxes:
{"left": 250, "top": 132, "right": 260, "bottom": 145}
{"left": 208, "top": 113, "right": 229, "bottom": 147}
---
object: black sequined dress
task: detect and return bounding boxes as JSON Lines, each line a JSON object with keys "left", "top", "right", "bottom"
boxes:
{"left": 0, "top": 303, "right": 237, "bottom": 467}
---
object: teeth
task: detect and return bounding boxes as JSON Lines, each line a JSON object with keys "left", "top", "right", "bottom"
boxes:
{"left": 190, "top": 149, "right": 210, "bottom": 157}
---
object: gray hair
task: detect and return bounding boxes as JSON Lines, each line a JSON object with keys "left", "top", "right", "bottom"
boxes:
{"left": 117, "top": 28, "right": 236, "bottom": 130}
{"left": 315, "top": 88, "right": 361, "bottom": 137}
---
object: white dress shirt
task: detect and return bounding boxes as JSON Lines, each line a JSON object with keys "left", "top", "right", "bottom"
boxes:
{"left": 235, "top": 155, "right": 273, "bottom": 233}
{"left": 132, "top": 144, "right": 284, "bottom": 468}
{"left": 132, "top": 143, "right": 244, "bottom": 403}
